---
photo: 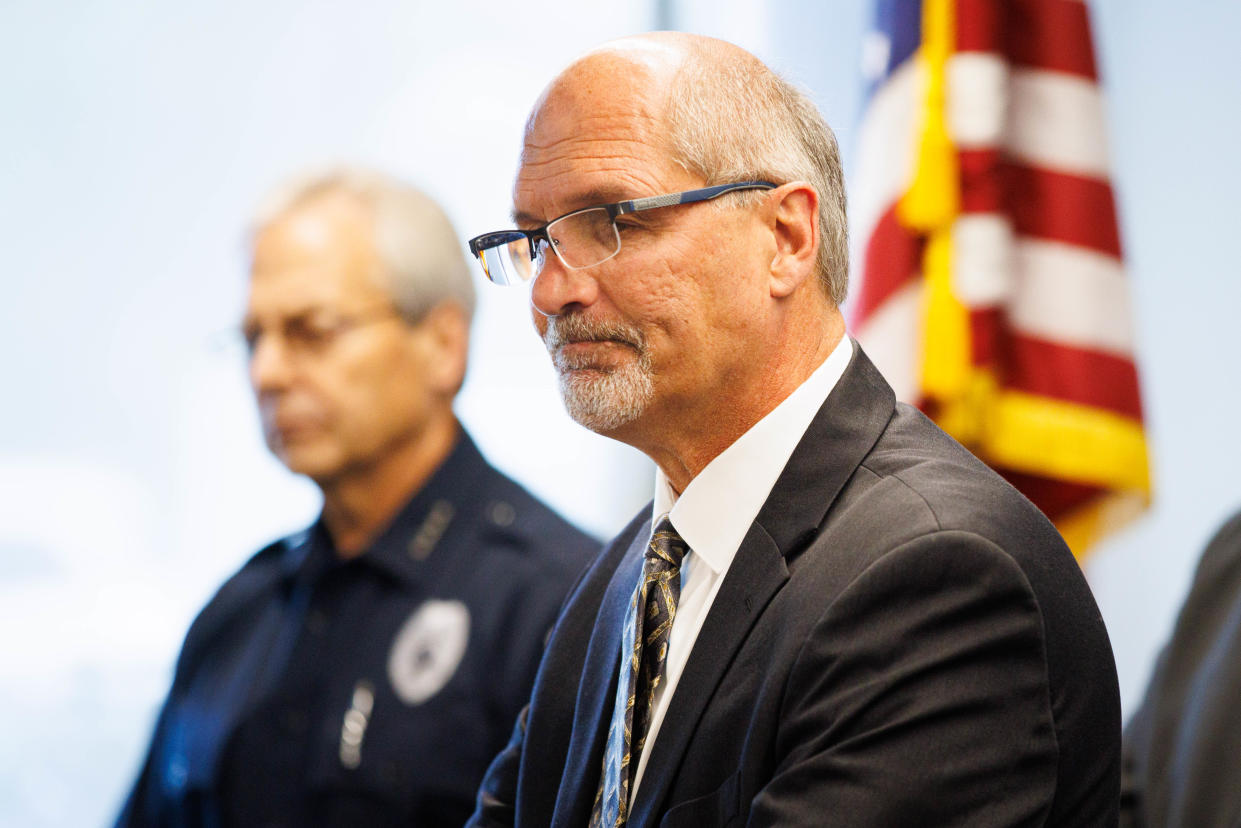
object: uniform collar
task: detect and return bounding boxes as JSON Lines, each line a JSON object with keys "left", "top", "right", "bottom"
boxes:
{"left": 280, "top": 427, "right": 491, "bottom": 590}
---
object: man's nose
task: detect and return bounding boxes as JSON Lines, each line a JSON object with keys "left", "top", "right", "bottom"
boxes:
{"left": 249, "top": 333, "right": 296, "bottom": 392}
{"left": 529, "top": 253, "right": 601, "bottom": 318}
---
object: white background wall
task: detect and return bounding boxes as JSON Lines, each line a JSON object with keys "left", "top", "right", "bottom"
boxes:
{"left": 1, "top": 1, "right": 1238, "bottom": 825}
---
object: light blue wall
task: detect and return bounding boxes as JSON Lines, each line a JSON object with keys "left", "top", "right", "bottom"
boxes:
{"left": 1084, "top": 0, "right": 1241, "bottom": 715}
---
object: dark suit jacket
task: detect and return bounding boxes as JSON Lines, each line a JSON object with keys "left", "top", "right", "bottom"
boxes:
{"left": 471, "top": 346, "right": 1120, "bottom": 827}
{"left": 1120, "top": 508, "right": 1241, "bottom": 828}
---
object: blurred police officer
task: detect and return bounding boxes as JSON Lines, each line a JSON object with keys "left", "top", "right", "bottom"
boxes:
{"left": 116, "top": 168, "right": 596, "bottom": 827}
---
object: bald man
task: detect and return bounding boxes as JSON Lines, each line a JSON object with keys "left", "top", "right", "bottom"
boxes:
{"left": 466, "top": 33, "right": 1119, "bottom": 827}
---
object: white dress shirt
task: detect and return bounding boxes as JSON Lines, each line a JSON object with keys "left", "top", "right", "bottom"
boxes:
{"left": 628, "top": 334, "right": 854, "bottom": 799}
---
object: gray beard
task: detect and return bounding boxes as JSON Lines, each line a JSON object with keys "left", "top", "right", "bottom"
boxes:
{"left": 543, "top": 314, "right": 655, "bottom": 433}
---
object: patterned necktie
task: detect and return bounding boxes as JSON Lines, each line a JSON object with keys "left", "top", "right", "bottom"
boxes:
{"left": 590, "top": 517, "right": 688, "bottom": 828}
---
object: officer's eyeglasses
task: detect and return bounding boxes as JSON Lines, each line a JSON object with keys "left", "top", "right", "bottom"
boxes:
{"left": 240, "top": 307, "right": 401, "bottom": 359}
{"left": 467, "top": 181, "right": 776, "bottom": 286}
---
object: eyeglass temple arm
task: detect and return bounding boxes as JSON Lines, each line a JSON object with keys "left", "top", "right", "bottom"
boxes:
{"left": 614, "top": 181, "right": 776, "bottom": 216}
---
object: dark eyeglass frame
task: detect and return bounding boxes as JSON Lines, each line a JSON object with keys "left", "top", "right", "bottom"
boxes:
{"left": 467, "top": 180, "right": 777, "bottom": 284}
{"left": 240, "top": 306, "right": 402, "bottom": 358}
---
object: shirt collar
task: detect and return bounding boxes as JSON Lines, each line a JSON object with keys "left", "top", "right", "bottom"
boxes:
{"left": 653, "top": 336, "right": 854, "bottom": 573}
{"left": 282, "top": 427, "right": 487, "bottom": 589}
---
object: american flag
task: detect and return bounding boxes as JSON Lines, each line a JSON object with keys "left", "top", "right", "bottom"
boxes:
{"left": 850, "top": 0, "right": 1150, "bottom": 559}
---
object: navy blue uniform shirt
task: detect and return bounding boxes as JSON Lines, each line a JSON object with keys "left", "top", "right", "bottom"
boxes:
{"left": 117, "top": 431, "right": 596, "bottom": 827}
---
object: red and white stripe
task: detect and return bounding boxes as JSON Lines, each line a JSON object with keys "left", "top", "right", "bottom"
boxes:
{"left": 852, "top": 0, "right": 1138, "bottom": 415}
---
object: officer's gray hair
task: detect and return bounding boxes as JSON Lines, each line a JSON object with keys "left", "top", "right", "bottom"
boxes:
{"left": 251, "top": 167, "right": 476, "bottom": 323}
{"left": 664, "top": 47, "right": 849, "bottom": 306}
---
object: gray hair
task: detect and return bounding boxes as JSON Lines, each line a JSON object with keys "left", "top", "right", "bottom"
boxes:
{"left": 250, "top": 167, "right": 476, "bottom": 323}
{"left": 664, "top": 49, "right": 849, "bottom": 305}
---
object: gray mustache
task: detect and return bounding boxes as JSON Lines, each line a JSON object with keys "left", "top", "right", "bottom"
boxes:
{"left": 543, "top": 315, "right": 646, "bottom": 353}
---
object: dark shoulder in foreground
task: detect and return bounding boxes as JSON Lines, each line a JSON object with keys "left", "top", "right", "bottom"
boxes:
{"left": 863, "top": 403, "right": 1071, "bottom": 552}
{"left": 857, "top": 402, "right": 1114, "bottom": 673}
{"left": 867, "top": 402, "right": 1119, "bottom": 822}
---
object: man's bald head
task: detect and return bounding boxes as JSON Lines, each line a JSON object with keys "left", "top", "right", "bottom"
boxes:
{"left": 525, "top": 32, "right": 849, "bottom": 305}
{"left": 524, "top": 33, "right": 686, "bottom": 135}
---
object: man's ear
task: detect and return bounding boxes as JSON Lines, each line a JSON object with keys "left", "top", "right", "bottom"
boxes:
{"left": 767, "top": 182, "right": 819, "bottom": 299}
{"left": 410, "top": 301, "right": 471, "bottom": 396}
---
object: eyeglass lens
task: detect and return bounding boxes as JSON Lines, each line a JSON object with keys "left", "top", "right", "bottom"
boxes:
{"left": 486, "top": 237, "right": 532, "bottom": 286}
{"left": 548, "top": 208, "right": 619, "bottom": 269}
{"left": 480, "top": 208, "right": 621, "bottom": 285}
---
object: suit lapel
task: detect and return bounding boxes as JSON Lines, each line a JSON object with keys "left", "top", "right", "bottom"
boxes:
{"left": 754, "top": 342, "right": 896, "bottom": 554}
{"left": 627, "top": 343, "right": 897, "bottom": 825}
{"left": 550, "top": 518, "right": 651, "bottom": 828}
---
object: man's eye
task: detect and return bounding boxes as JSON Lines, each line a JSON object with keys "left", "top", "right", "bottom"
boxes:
{"left": 299, "top": 321, "right": 338, "bottom": 341}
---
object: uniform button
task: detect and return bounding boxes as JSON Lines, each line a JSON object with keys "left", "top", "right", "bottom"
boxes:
{"left": 488, "top": 500, "right": 516, "bottom": 527}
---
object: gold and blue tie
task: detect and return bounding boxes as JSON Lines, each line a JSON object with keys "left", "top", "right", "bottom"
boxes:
{"left": 589, "top": 517, "right": 688, "bottom": 827}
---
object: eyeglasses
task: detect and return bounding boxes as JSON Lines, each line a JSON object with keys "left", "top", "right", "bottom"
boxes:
{"left": 241, "top": 307, "right": 402, "bottom": 359}
{"left": 468, "top": 181, "right": 776, "bottom": 286}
